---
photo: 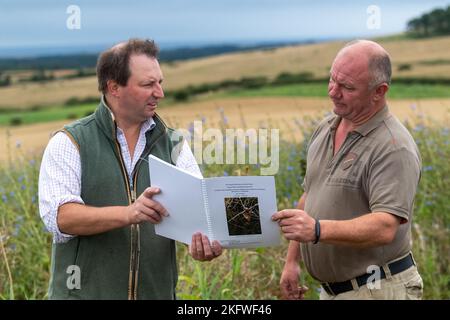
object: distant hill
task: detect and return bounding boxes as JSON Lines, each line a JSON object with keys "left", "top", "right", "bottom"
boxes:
{"left": 0, "top": 41, "right": 313, "bottom": 71}
{"left": 1, "top": 35, "right": 449, "bottom": 109}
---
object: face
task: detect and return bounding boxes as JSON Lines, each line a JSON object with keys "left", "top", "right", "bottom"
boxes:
{"left": 328, "top": 51, "right": 374, "bottom": 121}
{"left": 116, "top": 54, "right": 164, "bottom": 122}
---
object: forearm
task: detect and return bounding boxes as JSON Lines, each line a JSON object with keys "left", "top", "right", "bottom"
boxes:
{"left": 286, "top": 240, "right": 302, "bottom": 263}
{"left": 320, "top": 212, "right": 400, "bottom": 248}
{"left": 58, "top": 203, "right": 130, "bottom": 236}
{"left": 285, "top": 193, "right": 307, "bottom": 263}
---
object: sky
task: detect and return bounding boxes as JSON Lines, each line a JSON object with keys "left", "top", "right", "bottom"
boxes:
{"left": 0, "top": 0, "right": 449, "bottom": 56}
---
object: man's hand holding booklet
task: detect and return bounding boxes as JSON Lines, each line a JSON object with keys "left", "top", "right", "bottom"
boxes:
{"left": 149, "top": 155, "right": 280, "bottom": 248}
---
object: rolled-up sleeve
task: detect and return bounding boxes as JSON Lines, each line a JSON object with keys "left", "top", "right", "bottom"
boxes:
{"left": 38, "top": 132, "right": 84, "bottom": 243}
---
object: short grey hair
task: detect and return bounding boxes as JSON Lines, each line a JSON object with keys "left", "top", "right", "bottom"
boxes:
{"left": 368, "top": 53, "right": 392, "bottom": 88}
{"left": 344, "top": 40, "right": 392, "bottom": 89}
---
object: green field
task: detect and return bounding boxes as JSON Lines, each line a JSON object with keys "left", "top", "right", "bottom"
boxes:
{"left": 1, "top": 84, "right": 449, "bottom": 127}
{"left": 0, "top": 104, "right": 96, "bottom": 126}
{"left": 224, "top": 83, "right": 450, "bottom": 99}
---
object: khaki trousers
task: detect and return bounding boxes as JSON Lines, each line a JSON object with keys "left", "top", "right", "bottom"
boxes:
{"left": 320, "top": 265, "right": 423, "bottom": 300}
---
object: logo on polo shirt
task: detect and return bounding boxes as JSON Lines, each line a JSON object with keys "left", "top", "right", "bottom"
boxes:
{"left": 341, "top": 152, "right": 358, "bottom": 170}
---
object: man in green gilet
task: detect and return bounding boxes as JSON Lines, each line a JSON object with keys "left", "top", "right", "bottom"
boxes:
{"left": 38, "top": 39, "right": 222, "bottom": 299}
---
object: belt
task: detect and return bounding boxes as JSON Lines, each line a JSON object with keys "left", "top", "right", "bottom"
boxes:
{"left": 321, "top": 253, "right": 415, "bottom": 296}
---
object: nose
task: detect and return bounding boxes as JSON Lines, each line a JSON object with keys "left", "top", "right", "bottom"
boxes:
{"left": 154, "top": 83, "right": 165, "bottom": 99}
{"left": 328, "top": 82, "right": 341, "bottom": 99}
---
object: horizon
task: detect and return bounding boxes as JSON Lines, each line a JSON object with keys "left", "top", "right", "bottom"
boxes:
{"left": 0, "top": 37, "right": 340, "bottom": 59}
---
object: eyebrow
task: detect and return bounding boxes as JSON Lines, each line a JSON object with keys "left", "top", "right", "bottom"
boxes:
{"left": 141, "top": 77, "right": 164, "bottom": 84}
{"left": 329, "top": 72, "right": 355, "bottom": 87}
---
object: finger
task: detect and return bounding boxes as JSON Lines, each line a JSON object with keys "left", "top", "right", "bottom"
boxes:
{"left": 190, "top": 233, "right": 202, "bottom": 260}
{"left": 298, "top": 286, "right": 309, "bottom": 299}
{"left": 280, "top": 282, "right": 291, "bottom": 299}
{"left": 144, "top": 187, "right": 161, "bottom": 197}
{"left": 136, "top": 211, "right": 159, "bottom": 224}
{"left": 195, "top": 233, "right": 204, "bottom": 259}
{"left": 138, "top": 205, "right": 163, "bottom": 223}
{"left": 281, "top": 225, "right": 296, "bottom": 233}
{"left": 142, "top": 198, "right": 168, "bottom": 217}
{"left": 211, "top": 240, "right": 222, "bottom": 257}
{"left": 201, "top": 235, "right": 214, "bottom": 260}
{"left": 272, "top": 210, "right": 296, "bottom": 221}
{"left": 190, "top": 233, "right": 198, "bottom": 259}
{"left": 280, "top": 281, "right": 298, "bottom": 300}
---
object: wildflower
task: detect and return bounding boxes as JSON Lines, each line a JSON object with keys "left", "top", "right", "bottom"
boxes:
{"left": 287, "top": 166, "right": 294, "bottom": 171}
{"left": 423, "top": 166, "right": 433, "bottom": 172}
{"left": 18, "top": 175, "right": 24, "bottom": 183}
{"left": 21, "top": 185, "right": 26, "bottom": 190}
{"left": 293, "top": 200, "right": 299, "bottom": 208}
{"left": 410, "top": 104, "right": 417, "bottom": 111}
{"left": 223, "top": 171, "right": 229, "bottom": 176}
{"left": 188, "top": 123, "right": 194, "bottom": 135}
{"left": 29, "top": 159, "right": 36, "bottom": 166}
{"left": 2, "top": 194, "right": 7, "bottom": 203}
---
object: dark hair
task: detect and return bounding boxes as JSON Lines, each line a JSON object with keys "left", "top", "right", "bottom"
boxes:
{"left": 96, "top": 38, "right": 159, "bottom": 94}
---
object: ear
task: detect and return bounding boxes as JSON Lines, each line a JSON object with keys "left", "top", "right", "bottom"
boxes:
{"left": 373, "top": 83, "right": 389, "bottom": 101}
{"left": 107, "top": 80, "right": 120, "bottom": 98}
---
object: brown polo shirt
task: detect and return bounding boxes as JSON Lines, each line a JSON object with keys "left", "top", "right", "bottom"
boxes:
{"left": 301, "top": 106, "right": 421, "bottom": 283}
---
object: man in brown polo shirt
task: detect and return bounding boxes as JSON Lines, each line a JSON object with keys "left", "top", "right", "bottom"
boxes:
{"left": 272, "top": 40, "right": 422, "bottom": 300}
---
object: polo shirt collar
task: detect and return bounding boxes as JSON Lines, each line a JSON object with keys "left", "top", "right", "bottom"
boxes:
{"left": 327, "top": 105, "right": 390, "bottom": 136}
{"left": 354, "top": 105, "right": 390, "bottom": 136}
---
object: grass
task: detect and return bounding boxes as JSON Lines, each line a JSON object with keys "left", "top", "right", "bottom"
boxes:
{"left": 0, "top": 108, "right": 448, "bottom": 300}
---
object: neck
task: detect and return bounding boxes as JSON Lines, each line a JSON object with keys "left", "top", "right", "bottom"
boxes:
{"left": 341, "top": 102, "right": 385, "bottom": 131}
{"left": 104, "top": 94, "right": 143, "bottom": 134}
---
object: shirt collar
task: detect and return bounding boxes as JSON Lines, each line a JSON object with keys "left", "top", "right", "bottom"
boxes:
{"left": 354, "top": 105, "right": 390, "bottom": 136}
{"left": 102, "top": 95, "right": 157, "bottom": 135}
{"left": 327, "top": 105, "right": 390, "bottom": 136}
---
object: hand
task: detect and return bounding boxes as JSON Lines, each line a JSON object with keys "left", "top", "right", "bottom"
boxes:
{"left": 280, "top": 262, "right": 308, "bottom": 300}
{"left": 125, "top": 187, "right": 168, "bottom": 224}
{"left": 189, "top": 232, "right": 223, "bottom": 261}
{"left": 272, "top": 209, "right": 316, "bottom": 243}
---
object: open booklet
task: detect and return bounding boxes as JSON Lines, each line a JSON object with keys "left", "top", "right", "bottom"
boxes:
{"left": 149, "top": 155, "right": 280, "bottom": 248}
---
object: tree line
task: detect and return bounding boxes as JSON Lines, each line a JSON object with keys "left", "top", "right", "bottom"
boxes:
{"left": 407, "top": 5, "right": 450, "bottom": 37}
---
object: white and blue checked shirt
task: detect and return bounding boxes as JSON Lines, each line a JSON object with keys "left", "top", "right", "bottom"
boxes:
{"left": 39, "top": 117, "right": 201, "bottom": 243}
